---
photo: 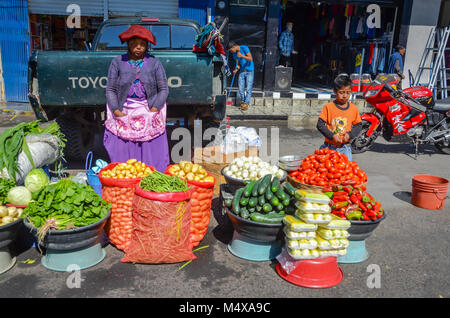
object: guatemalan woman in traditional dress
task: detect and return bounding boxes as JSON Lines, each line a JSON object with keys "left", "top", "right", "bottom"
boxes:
{"left": 103, "top": 24, "right": 170, "bottom": 172}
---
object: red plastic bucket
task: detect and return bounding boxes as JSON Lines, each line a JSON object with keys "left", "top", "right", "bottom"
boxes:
{"left": 411, "top": 175, "right": 449, "bottom": 210}
{"left": 276, "top": 256, "right": 343, "bottom": 288}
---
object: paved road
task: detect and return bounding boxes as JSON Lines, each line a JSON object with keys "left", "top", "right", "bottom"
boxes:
{"left": 0, "top": 118, "right": 449, "bottom": 298}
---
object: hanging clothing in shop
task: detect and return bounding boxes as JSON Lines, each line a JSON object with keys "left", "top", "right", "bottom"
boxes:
{"left": 371, "top": 44, "right": 378, "bottom": 74}
{"left": 345, "top": 16, "right": 351, "bottom": 40}
{"left": 377, "top": 46, "right": 386, "bottom": 73}
{"left": 368, "top": 43, "right": 375, "bottom": 65}
{"left": 355, "top": 51, "right": 362, "bottom": 73}
{"left": 356, "top": 16, "right": 364, "bottom": 36}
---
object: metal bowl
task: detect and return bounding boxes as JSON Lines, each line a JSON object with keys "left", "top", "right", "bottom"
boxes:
{"left": 221, "top": 167, "right": 287, "bottom": 194}
{"left": 278, "top": 155, "right": 303, "bottom": 165}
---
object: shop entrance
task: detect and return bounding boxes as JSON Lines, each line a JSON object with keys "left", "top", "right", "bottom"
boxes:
{"left": 280, "top": 0, "right": 400, "bottom": 94}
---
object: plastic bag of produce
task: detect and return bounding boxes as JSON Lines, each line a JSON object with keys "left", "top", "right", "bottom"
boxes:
{"left": 283, "top": 227, "right": 316, "bottom": 239}
{"left": 0, "top": 133, "right": 60, "bottom": 185}
{"left": 121, "top": 185, "right": 195, "bottom": 264}
{"left": 276, "top": 248, "right": 302, "bottom": 274}
{"left": 286, "top": 238, "right": 318, "bottom": 250}
{"left": 282, "top": 215, "right": 318, "bottom": 232}
{"left": 295, "top": 210, "right": 333, "bottom": 224}
{"left": 99, "top": 162, "right": 154, "bottom": 251}
{"left": 317, "top": 228, "right": 349, "bottom": 240}
{"left": 165, "top": 164, "right": 215, "bottom": 247}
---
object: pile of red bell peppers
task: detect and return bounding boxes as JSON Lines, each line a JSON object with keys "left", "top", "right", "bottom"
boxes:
{"left": 323, "top": 184, "right": 384, "bottom": 221}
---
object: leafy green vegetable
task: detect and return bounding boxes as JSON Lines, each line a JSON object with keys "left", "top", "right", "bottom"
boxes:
{"left": 0, "top": 178, "right": 15, "bottom": 205}
{"left": 25, "top": 168, "right": 49, "bottom": 193}
{"left": 21, "top": 179, "right": 110, "bottom": 230}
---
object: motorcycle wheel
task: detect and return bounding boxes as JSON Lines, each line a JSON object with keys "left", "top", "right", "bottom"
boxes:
{"left": 434, "top": 123, "right": 450, "bottom": 155}
{"left": 351, "top": 120, "right": 377, "bottom": 154}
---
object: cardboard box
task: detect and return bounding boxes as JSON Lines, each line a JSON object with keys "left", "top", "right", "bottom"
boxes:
{"left": 193, "top": 145, "right": 259, "bottom": 165}
{"left": 193, "top": 146, "right": 259, "bottom": 196}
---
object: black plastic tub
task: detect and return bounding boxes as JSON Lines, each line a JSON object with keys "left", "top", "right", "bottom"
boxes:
{"left": 221, "top": 167, "right": 287, "bottom": 195}
{"left": 0, "top": 218, "right": 23, "bottom": 249}
{"left": 347, "top": 213, "right": 386, "bottom": 241}
{"left": 225, "top": 207, "right": 284, "bottom": 243}
{"left": 23, "top": 211, "right": 110, "bottom": 251}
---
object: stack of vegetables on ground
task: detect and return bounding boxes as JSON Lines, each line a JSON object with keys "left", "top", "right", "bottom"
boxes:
{"left": 282, "top": 189, "right": 350, "bottom": 259}
{"left": 223, "top": 156, "right": 285, "bottom": 181}
{"left": 289, "top": 148, "right": 367, "bottom": 187}
{"left": 100, "top": 159, "right": 154, "bottom": 251}
{"left": 165, "top": 162, "right": 215, "bottom": 247}
{"left": 323, "top": 184, "right": 384, "bottom": 221}
{"left": 225, "top": 174, "right": 297, "bottom": 224}
{"left": 21, "top": 179, "right": 111, "bottom": 245}
{"left": 166, "top": 161, "right": 214, "bottom": 183}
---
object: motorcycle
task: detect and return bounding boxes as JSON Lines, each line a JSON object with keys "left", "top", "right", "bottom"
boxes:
{"left": 351, "top": 74, "right": 450, "bottom": 156}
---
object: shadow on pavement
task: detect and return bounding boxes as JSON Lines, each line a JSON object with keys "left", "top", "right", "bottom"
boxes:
{"left": 366, "top": 142, "right": 437, "bottom": 157}
{"left": 393, "top": 191, "right": 412, "bottom": 205}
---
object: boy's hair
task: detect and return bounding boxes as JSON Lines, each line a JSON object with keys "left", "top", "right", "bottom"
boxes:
{"left": 228, "top": 41, "right": 238, "bottom": 49}
{"left": 395, "top": 44, "right": 405, "bottom": 52}
{"left": 333, "top": 74, "right": 352, "bottom": 91}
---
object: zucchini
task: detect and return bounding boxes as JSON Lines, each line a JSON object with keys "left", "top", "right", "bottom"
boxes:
{"left": 271, "top": 176, "right": 280, "bottom": 193}
{"left": 240, "top": 207, "right": 249, "bottom": 219}
{"left": 250, "top": 212, "right": 285, "bottom": 224}
{"left": 263, "top": 203, "right": 273, "bottom": 213}
{"left": 240, "top": 197, "right": 249, "bottom": 206}
{"left": 243, "top": 180, "right": 258, "bottom": 197}
{"left": 258, "top": 194, "right": 266, "bottom": 206}
{"left": 252, "top": 178, "right": 262, "bottom": 197}
{"left": 282, "top": 182, "right": 296, "bottom": 196}
{"left": 224, "top": 199, "right": 233, "bottom": 208}
{"left": 248, "top": 197, "right": 258, "bottom": 208}
{"left": 275, "top": 188, "right": 287, "bottom": 201}
{"left": 271, "top": 196, "right": 280, "bottom": 207}
{"left": 232, "top": 188, "right": 245, "bottom": 215}
{"left": 258, "top": 174, "right": 272, "bottom": 195}
{"left": 265, "top": 185, "right": 274, "bottom": 201}
{"left": 282, "top": 198, "right": 291, "bottom": 207}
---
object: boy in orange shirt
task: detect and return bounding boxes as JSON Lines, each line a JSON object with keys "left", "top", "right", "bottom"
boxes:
{"left": 316, "top": 74, "right": 362, "bottom": 161}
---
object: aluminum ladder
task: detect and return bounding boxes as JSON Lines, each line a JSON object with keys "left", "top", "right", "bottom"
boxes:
{"left": 413, "top": 26, "right": 450, "bottom": 99}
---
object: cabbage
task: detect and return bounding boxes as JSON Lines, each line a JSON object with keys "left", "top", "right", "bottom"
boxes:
{"left": 25, "top": 168, "right": 49, "bottom": 193}
{"left": 6, "top": 186, "right": 32, "bottom": 206}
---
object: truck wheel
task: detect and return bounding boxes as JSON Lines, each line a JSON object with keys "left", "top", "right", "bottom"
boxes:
{"left": 56, "top": 116, "right": 94, "bottom": 161}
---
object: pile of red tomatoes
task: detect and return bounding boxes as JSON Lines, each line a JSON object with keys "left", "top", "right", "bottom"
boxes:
{"left": 289, "top": 148, "right": 368, "bottom": 187}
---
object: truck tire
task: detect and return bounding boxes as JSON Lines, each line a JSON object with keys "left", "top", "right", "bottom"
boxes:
{"left": 56, "top": 116, "right": 94, "bottom": 161}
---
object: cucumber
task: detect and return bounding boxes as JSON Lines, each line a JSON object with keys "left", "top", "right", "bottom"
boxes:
{"left": 265, "top": 185, "right": 274, "bottom": 201}
{"left": 248, "top": 197, "right": 258, "bottom": 208}
{"left": 250, "top": 212, "right": 285, "bottom": 224}
{"left": 248, "top": 207, "right": 256, "bottom": 213}
{"left": 282, "top": 198, "right": 291, "bottom": 207}
{"left": 271, "top": 196, "right": 280, "bottom": 207}
{"left": 240, "top": 207, "right": 249, "bottom": 219}
{"left": 256, "top": 205, "right": 262, "bottom": 212}
{"left": 243, "top": 180, "right": 258, "bottom": 197}
{"left": 271, "top": 176, "right": 280, "bottom": 193}
{"left": 258, "top": 174, "right": 272, "bottom": 195}
{"left": 252, "top": 178, "right": 262, "bottom": 197}
{"left": 258, "top": 194, "right": 266, "bottom": 206}
{"left": 263, "top": 203, "right": 273, "bottom": 213}
{"left": 275, "top": 188, "right": 287, "bottom": 201}
{"left": 240, "top": 197, "right": 249, "bottom": 206}
{"left": 224, "top": 199, "right": 233, "bottom": 208}
{"left": 275, "top": 202, "right": 284, "bottom": 211}
{"left": 282, "top": 182, "right": 296, "bottom": 196}
{"left": 232, "top": 188, "right": 245, "bottom": 215}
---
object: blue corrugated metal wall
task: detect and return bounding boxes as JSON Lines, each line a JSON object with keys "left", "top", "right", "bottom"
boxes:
{"left": 0, "top": 0, "right": 30, "bottom": 102}
{"left": 178, "top": 0, "right": 214, "bottom": 27}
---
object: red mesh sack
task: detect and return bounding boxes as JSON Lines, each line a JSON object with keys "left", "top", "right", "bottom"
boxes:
{"left": 99, "top": 162, "right": 154, "bottom": 251}
{"left": 165, "top": 164, "right": 215, "bottom": 247}
{"left": 121, "top": 184, "right": 196, "bottom": 264}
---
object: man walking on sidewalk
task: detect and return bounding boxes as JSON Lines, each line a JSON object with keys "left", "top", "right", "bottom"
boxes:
{"left": 228, "top": 41, "right": 254, "bottom": 111}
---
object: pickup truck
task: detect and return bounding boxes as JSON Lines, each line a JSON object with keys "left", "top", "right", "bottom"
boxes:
{"left": 28, "top": 17, "right": 227, "bottom": 160}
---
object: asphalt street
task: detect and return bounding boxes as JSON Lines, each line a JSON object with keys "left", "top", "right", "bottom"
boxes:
{"left": 0, "top": 117, "right": 449, "bottom": 298}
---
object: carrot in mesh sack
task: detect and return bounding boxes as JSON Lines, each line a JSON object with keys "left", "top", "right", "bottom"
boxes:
{"left": 122, "top": 172, "right": 196, "bottom": 264}
{"left": 165, "top": 164, "right": 215, "bottom": 247}
{"left": 99, "top": 162, "right": 155, "bottom": 251}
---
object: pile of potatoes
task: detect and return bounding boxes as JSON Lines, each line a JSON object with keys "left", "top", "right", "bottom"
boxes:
{"left": 168, "top": 161, "right": 214, "bottom": 183}
{"left": 0, "top": 206, "right": 22, "bottom": 227}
